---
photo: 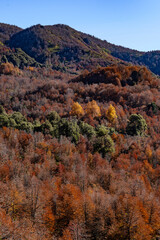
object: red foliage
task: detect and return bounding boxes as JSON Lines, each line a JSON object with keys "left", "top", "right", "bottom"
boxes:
{"left": 0, "top": 65, "right": 159, "bottom": 239}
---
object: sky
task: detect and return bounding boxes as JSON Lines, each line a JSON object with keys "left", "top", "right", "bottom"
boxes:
{"left": 0, "top": 0, "right": 160, "bottom": 51}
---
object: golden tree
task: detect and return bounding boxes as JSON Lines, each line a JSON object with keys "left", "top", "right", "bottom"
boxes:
{"left": 86, "top": 100, "right": 101, "bottom": 118}
{"left": 0, "top": 63, "right": 22, "bottom": 75}
{"left": 106, "top": 104, "right": 117, "bottom": 123}
{"left": 70, "top": 102, "right": 84, "bottom": 117}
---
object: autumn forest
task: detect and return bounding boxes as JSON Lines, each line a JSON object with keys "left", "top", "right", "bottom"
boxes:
{"left": 0, "top": 23, "right": 160, "bottom": 240}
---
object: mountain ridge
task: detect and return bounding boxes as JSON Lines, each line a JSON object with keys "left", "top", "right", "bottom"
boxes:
{"left": 0, "top": 23, "right": 22, "bottom": 43}
{"left": 1, "top": 23, "right": 160, "bottom": 74}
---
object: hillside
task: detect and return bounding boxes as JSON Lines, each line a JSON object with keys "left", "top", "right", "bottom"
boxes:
{"left": 0, "top": 23, "right": 159, "bottom": 75}
{"left": 72, "top": 64, "right": 155, "bottom": 87}
{"left": 110, "top": 47, "right": 160, "bottom": 75}
{"left": 0, "top": 45, "right": 42, "bottom": 68}
{"left": 0, "top": 23, "right": 22, "bottom": 44}
{"left": 7, "top": 24, "right": 122, "bottom": 73}
{"left": 0, "top": 24, "right": 42, "bottom": 68}
{"left": 0, "top": 63, "right": 159, "bottom": 239}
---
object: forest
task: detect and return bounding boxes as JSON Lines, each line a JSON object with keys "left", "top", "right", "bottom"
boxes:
{"left": 0, "top": 61, "right": 159, "bottom": 239}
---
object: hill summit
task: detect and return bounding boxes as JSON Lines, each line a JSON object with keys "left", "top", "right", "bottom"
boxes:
{"left": 0, "top": 23, "right": 160, "bottom": 74}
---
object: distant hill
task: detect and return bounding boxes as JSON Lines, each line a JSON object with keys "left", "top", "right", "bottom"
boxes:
{"left": 0, "top": 23, "right": 22, "bottom": 44}
{"left": 0, "top": 24, "right": 42, "bottom": 68}
{"left": 109, "top": 46, "right": 160, "bottom": 75}
{"left": 7, "top": 24, "right": 122, "bottom": 73}
{"left": 0, "top": 23, "right": 160, "bottom": 74}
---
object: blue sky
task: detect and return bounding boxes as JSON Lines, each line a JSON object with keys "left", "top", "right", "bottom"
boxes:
{"left": 1, "top": 0, "right": 160, "bottom": 51}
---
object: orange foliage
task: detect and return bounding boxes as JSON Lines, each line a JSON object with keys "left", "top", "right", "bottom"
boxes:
{"left": 0, "top": 62, "right": 22, "bottom": 75}
{"left": 44, "top": 207, "right": 55, "bottom": 233}
{"left": 0, "top": 62, "right": 159, "bottom": 239}
{"left": 105, "top": 104, "right": 117, "bottom": 123}
{"left": 70, "top": 102, "right": 84, "bottom": 117}
{"left": 86, "top": 100, "right": 101, "bottom": 117}
{"left": 61, "top": 229, "right": 73, "bottom": 240}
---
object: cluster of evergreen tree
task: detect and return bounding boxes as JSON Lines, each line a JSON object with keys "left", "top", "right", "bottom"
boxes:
{"left": 0, "top": 105, "right": 148, "bottom": 158}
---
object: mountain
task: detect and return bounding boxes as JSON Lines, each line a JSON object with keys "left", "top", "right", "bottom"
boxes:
{"left": 7, "top": 24, "right": 122, "bottom": 73}
{"left": 108, "top": 46, "right": 160, "bottom": 75}
{"left": 0, "top": 23, "right": 22, "bottom": 44}
{"left": 0, "top": 23, "right": 41, "bottom": 68}
{"left": 0, "top": 25, "right": 160, "bottom": 239}
{"left": 0, "top": 23, "right": 160, "bottom": 75}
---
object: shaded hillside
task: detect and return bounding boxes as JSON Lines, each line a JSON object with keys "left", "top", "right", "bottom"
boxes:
{"left": 0, "top": 23, "right": 22, "bottom": 44}
{"left": 0, "top": 24, "right": 41, "bottom": 68}
{"left": 110, "top": 47, "right": 160, "bottom": 75}
{"left": 138, "top": 51, "right": 160, "bottom": 75}
{"left": 0, "top": 23, "right": 159, "bottom": 75}
{"left": 0, "top": 45, "right": 42, "bottom": 68}
{"left": 7, "top": 24, "right": 123, "bottom": 73}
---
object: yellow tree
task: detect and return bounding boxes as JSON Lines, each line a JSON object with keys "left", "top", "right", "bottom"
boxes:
{"left": 70, "top": 102, "right": 84, "bottom": 117}
{"left": 0, "top": 63, "right": 22, "bottom": 75}
{"left": 86, "top": 100, "right": 101, "bottom": 118}
{"left": 106, "top": 104, "right": 117, "bottom": 123}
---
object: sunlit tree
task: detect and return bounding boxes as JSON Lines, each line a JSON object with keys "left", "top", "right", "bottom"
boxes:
{"left": 86, "top": 100, "right": 101, "bottom": 118}
{"left": 106, "top": 104, "right": 117, "bottom": 123}
{"left": 70, "top": 102, "right": 84, "bottom": 117}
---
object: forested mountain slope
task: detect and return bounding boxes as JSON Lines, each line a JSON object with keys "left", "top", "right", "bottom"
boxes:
{"left": 3, "top": 23, "right": 160, "bottom": 75}
{"left": 0, "top": 63, "right": 160, "bottom": 239}
{"left": 0, "top": 23, "right": 22, "bottom": 44}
